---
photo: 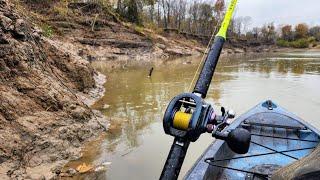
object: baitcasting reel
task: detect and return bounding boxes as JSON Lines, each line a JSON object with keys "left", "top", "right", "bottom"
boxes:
{"left": 163, "top": 93, "right": 251, "bottom": 154}
{"left": 163, "top": 93, "right": 213, "bottom": 142}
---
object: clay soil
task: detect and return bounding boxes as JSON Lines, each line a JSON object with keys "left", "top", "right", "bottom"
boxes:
{"left": 0, "top": 1, "right": 108, "bottom": 179}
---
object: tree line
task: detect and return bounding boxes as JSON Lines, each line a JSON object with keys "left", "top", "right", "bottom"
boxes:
{"left": 276, "top": 24, "right": 320, "bottom": 48}
{"left": 63, "top": 0, "right": 318, "bottom": 48}
{"left": 114, "top": 0, "right": 272, "bottom": 39}
{"left": 114, "top": 0, "right": 319, "bottom": 47}
{"left": 116, "top": 0, "right": 226, "bottom": 36}
{"left": 243, "top": 23, "right": 320, "bottom": 48}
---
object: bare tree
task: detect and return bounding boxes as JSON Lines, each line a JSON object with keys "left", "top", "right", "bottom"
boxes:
{"left": 214, "top": 0, "right": 225, "bottom": 23}
{"left": 233, "top": 16, "right": 244, "bottom": 37}
{"left": 177, "top": 0, "right": 187, "bottom": 30}
{"left": 260, "top": 23, "right": 276, "bottom": 43}
{"left": 242, "top": 16, "right": 252, "bottom": 34}
{"left": 189, "top": 1, "right": 200, "bottom": 33}
{"left": 198, "top": 3, "right": 214, "bottom": 35}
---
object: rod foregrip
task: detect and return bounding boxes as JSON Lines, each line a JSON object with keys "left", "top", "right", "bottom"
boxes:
{"left": 160, "top": 138, "right": 190, "bottom": 180}
{"left": 193, "top": 36, "right": 225, "bottom": 98}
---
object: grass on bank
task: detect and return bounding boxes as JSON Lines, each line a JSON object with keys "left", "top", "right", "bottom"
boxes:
{"left": 277, "top": 37, "right": 317, "bottom": 48}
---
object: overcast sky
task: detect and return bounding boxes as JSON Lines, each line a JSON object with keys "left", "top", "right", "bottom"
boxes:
{"left": 232, "top": 0, "right": 320, "bottom": 28}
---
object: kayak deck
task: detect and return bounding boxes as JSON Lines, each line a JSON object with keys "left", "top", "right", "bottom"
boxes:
{"left": 185, "top": 101, "right": 320, "bottom": 180}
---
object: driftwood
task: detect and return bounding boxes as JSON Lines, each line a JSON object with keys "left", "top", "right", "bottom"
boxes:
{"left": 272, "top": 145, "right": 320, "bottom": 180}
{"left": 148, "top": 67, "right": 154, "bottom": 77}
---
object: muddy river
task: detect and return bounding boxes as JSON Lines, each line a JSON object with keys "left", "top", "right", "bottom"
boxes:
{"left": 66, "top": 51, "right": 320, "bottom": 179}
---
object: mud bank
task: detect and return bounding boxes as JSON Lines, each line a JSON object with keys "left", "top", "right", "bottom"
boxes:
{"left": 18, "top": 1, "right": 295, "bottom": 69}
{"left": 19, "top": 1, "right": 204, "bottom": 65}
{"left": 0, "top": 0, "right": 108, "bottom": 179}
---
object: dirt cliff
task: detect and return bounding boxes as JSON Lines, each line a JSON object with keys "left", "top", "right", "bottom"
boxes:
{"left": 18, "top": 1, "right": 204, "bottom": 65}
{"left": 0, "top": 0, "right": 107, "bottom": 179}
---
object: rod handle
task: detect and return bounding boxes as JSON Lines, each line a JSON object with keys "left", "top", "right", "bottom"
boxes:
{"left": 160, "top": 138, "right": 190, "bottom": 180}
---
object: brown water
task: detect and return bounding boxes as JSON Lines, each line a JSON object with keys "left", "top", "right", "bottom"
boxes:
{"left": 66, "top": 51, "right": 320, "bottom": 179}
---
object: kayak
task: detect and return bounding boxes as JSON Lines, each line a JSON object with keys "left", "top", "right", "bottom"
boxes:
{"left": 185, "top": 100, "right": 320, "bottom": 180}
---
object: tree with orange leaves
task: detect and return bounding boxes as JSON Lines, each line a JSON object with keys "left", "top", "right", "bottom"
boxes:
{"left": 281, "top": 25, "right": 293, "bottom": 41}
{"left": 295, "top": 23, "right": 309, "bottom": 39}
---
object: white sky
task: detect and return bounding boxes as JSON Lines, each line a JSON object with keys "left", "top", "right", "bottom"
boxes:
{"left": 232, "top": 0, "right": 320, "bottom": 28}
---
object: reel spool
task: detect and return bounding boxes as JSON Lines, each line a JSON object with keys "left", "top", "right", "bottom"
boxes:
{"left": 172, "top": 111, "right": 192, "bottom": 130}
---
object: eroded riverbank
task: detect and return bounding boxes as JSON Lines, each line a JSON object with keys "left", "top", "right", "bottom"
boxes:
{"left": 0, "top": 1, "right": 109, "bottom": 179}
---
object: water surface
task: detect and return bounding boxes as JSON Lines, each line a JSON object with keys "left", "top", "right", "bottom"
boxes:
{"left": 67, "top": 51, "right": 320, "bottom": 179}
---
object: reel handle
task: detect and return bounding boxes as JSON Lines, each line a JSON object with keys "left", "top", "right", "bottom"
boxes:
{"left": 213, "top": 128, "right": 251, "bottom": 154}
{"left": 160, "top": 138, "right": 190, "bottom": 180}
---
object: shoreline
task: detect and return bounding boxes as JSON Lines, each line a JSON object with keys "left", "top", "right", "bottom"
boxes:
{"left": 77, "top": 72, "right": 107, "bottom": 107}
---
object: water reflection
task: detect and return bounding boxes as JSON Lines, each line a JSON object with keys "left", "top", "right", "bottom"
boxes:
{"left": 65, "top": 51, "right": 320, "bottom": 180}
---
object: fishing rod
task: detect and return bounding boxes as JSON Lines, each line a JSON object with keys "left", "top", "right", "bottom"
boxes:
{"left": 160, "top": 0, "right": 251, "bottom": 179}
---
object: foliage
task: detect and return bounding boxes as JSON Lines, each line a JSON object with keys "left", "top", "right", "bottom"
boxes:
{"left": 309, "top": 26, "right": 320, "bottom": 41}
{"left": 277, "top": 38, "right": 311, "bottom": 48}
{"left": 295, "top": 23, "right": 309, "bottom": 39}
{"left": 276, "top": 39, "right": 290, "bottom": 47}
{"left": 315, "top": 33, "right": 320, "bottom": 41}
{"left": 44, "top": 0, "right": 318, "bottom": 48}
{"left": 41, "top": 24, "right": 53, "bottom": 38}
{"left": 309, "top": 26, "right": 320, "bottom": 36}
{"left": 115, "top": 0, "right": 225, "bottom": 36}
{"left": 53, "top": 1, "right": 69, "bottom": 16}
{"left": 134, "top": 25, "right": 145, "bottom": 34}
{"left": 281, "top": 25, "right": 293, "bottom": 41}
{"left": 291, "top": 39, "right": 309, "bottom": 48}
{"left": 277, "top": 24, "right": 319, "bottom": 48}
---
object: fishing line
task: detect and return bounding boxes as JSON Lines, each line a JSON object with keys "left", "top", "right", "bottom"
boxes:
{"left": 187, "top": 26, "right": 217, "bottom": 92}
{"left": 188, "top": 0, "right": 237, "bottom": 93}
